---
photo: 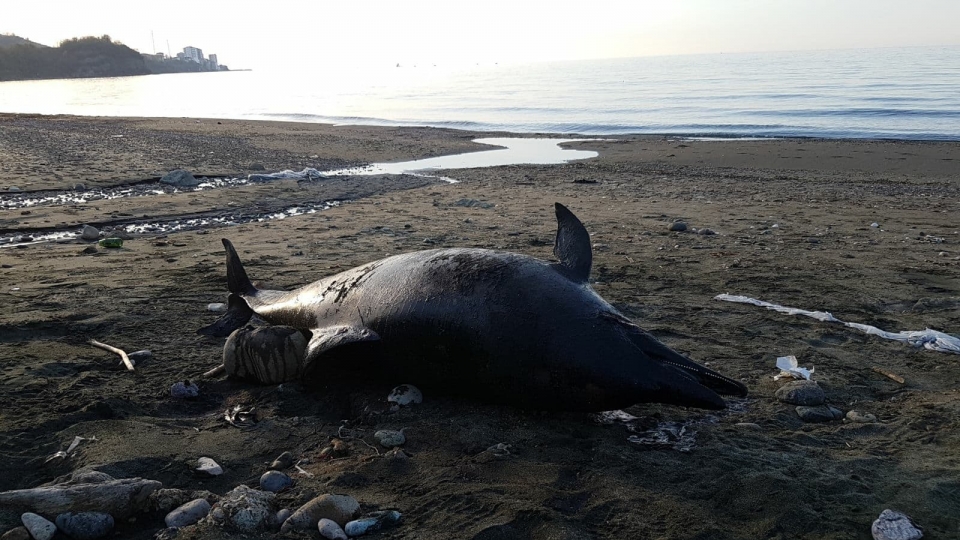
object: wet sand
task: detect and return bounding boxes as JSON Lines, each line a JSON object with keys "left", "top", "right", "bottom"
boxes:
{"left": 1, "top": 114, "right": 959, "bottom": 539}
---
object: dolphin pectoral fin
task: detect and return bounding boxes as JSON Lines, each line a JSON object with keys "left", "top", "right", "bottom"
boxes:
{"left": 303, "top": 325, "right": 382, "bottom": 369}
{"left": 197, "top": 294, "right": 254, "bottom": 337}
{"left": 552, "top": 203, "right": 592, "bottom": 282}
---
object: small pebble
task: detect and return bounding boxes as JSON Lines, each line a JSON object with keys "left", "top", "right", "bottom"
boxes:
{"left": 775, "top": 380, "right": 825, "bottom": 406}
{"left": 698, "top": 228, "right": 716, "bottom": 235}
{"left": 81, "top": 246, "right": 98, "bottom": 255}
{"left": 269, "top": 451, "right": 295, "bottom": 470}
{"left": 871, "top": 222, "right": 880, "bottom": 228}
{"left": 387, "top": 384, "right": 423, "bottom": 406}
{"left": 207, "top": 302, "right": 227, "bottom": 312}
{"left": 871, "top": 509, "right": 922, "bottom": 540}
{"left": 344, "top": 510, "right": 402, "bottom": 537}
{"left": 20, "top": 513, "right": 56, "bottom": 540}
{"left": 196, "top": 457, "right": 223, "bottom": 476}
{"left": 165, "top": 498, "right": 211, "bottom": 528}
{"left": 318, "top": 518, "right": 348, "bottom": 540}
{"left": 796, "top": 405, "right": 843, "bottom": 423}
{"left": 669, "top": 221, "right": 687, "bottom": 232}
{"left": 128, "top": 350, "right": 152, "bottom": 364}
{"left": 259, "top": 470, "right": 293, "bottom": 492}
{"left": 55, "top": 512, "right": 114, "bottom": 540}
{"left": 374, "top": 429, "right": 406, "bottom": 448}
{"left": 275, "top": 509, "right": 292, "bottom": 526}
{"left": 171, "top": 380, "right": 200, "bottom": 399}
{"left": 846, "top": 410, "right": 878, "bottom": 423}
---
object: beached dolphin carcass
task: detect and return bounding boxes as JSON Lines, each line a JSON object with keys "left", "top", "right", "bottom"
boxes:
{"left": 199, "top": 203, "right": 746, "bottom": 411}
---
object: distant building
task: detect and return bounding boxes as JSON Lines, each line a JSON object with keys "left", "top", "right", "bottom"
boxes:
{"left": 208, "top": 54, "right": 218, "bottom": 69}
{"left": 183, "top": 46, "right": 203, "bottom": 63}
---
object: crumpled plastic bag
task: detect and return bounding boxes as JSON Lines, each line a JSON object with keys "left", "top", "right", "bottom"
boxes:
{"left": 775, "top": 355, "right": 814, "bottom": 380}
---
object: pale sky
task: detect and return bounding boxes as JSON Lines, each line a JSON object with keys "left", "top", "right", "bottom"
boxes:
{"left": 3, "top": 0, "right": 959, "bottom": 70}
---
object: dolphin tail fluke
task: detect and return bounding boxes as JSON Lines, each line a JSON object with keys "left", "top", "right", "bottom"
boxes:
{"left": 197, "top": 293, "right": 254, "bottom": 337}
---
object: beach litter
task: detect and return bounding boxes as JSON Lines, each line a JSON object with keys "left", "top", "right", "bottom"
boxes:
{"left": 774, "top": 355, "right": 814, "bottom": 380}
{"left": 45, "top": 436, "right": 96, "bottom": 463}
{"left": 627, "top": 422, "right": 697, "bottom": 452}
{"left": 716, "top": 294, "right": 960, "bottom": 354}
{"left": 224, "top": 405, "right": 257, "bottom": 428}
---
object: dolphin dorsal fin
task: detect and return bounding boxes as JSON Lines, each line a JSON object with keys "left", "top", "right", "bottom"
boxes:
{"left": 553, "top": 203, "right": 592, "bottom": 282}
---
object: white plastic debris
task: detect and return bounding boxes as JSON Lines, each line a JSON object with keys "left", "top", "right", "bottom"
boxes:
{"left": 716, "top": 294, "right": 960, "bottom": 355}
{"left": 45, "top": 436, "right": 96, "bottom": 463}
{"left": 774, "top": 356, "right": 814, "bottom": 381}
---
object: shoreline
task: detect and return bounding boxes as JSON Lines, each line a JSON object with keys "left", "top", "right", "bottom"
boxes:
{"left": 2, "top": 111, "right": 958, "bottom": 143}
{"left": 1, "top": 114, "right": 959, "bottom": 538}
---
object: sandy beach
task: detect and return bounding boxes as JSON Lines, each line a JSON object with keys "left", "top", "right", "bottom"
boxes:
{"left": 1, "top": 114, "right": 959, "bottom": 539}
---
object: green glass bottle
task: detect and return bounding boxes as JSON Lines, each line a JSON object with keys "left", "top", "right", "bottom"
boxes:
{"left": 98, "top": 238, "right": 123, "bottom": 248}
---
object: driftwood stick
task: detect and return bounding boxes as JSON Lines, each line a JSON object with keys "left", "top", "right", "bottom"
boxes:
{"left": 872, "top": 366, "right": 905, "bottom": 384}
{"left": 203, "top": 364, "right": 226, "bottom": 378}
{"left": 89, "top": 339, "right": 135, "bottom": 372}
{"left": 0, "top": 477, "right": 161, "bottom": 518}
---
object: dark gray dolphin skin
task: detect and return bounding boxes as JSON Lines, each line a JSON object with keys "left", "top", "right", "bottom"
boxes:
{"left": 199, "top": 203, "right": 747, "bottom": 411}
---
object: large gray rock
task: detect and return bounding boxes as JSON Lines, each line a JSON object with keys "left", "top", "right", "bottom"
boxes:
{"left": 872, "top": 509, "right": 923, "bottom": 540}
{"left": 796, "top": 405, "right": 843, "bottom": 423}
{"left": 208, "top": 485, "right": 275, "bottom": 533}
{"left": 165, "top": 498, "right": 211, "bottom": 528}
{"left": 281, "top": 494, "right": 360, "bottom": 532}
{"left": 20, "top": 513, "right": 56, "bottom": 540}
{"left": 259, "top": 471, "right": 293, "bottom": 493}
{"left": 160, "top": 170, "right": 199, "bottom": 188}
{"left": 55, "top": 512, "right": 114, "bottom": 540}
{"left": 775, "top": 380, "right": 825, "bottom": 406}
{"left": 80, "top": 225, "right": 100, "bottom": 241}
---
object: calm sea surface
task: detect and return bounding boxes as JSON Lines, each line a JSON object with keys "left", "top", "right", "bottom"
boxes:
{"left": 1, "top": 46, "right": 958, "bottom": 140}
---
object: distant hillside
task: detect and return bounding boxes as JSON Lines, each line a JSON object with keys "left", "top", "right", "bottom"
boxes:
{"left": 0, "top": 34, "right": 48, "bottom": 49}
{"left": 0, "top": 35, "right": 223, "bottom": 81}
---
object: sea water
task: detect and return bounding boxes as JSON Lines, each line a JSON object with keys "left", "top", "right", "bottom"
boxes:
{"left": 1, "top": 46, "right": 958, "bottom": 140}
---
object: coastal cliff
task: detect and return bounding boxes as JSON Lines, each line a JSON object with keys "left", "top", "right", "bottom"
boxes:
{"left": 0, "top": 35, "right": 223, "bottom": 81}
